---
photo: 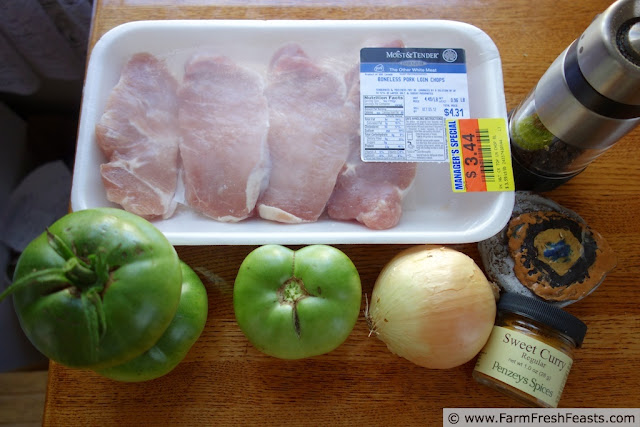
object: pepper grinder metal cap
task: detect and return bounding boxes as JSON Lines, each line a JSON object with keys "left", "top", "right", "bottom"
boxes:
{"left": 509, "top": 0, "right": 640, "bottom": 191}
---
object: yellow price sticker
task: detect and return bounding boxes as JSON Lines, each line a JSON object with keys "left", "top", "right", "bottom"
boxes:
{"left": 446, "top": 118, "right": 515, "bottom": 193}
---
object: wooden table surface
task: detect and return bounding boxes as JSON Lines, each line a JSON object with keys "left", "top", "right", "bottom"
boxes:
{"left": 44, "top": 0, "right": 640, "bottom": 424}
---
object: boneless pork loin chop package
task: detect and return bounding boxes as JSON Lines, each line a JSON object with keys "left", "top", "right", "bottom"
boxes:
{"left": 71, "top": 20, "right": 514, "bottom": 245}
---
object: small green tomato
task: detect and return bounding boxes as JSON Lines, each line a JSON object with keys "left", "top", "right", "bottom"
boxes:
{"left": 233, "top": 245, "right": 362, "bottom": 360}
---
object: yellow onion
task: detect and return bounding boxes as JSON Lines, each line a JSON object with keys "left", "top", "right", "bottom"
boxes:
{"left": 367, "top": 245, "right": 498, "bottom": 369}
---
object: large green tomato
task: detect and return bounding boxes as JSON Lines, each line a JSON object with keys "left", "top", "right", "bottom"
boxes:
{"left": 233, "top": 245, "right": 362, "bottom": 359}
{"left": 96, "top": 261, "right": 208, "bottom": 382}
{"left": 0, "top": 208, "right": 182, "bottom": 369}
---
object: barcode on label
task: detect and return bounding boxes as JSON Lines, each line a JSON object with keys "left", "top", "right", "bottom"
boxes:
{"left": 477, "top": 128, "right": 494, "bottom": 183}
{"left": 446, "top": 118, "right": 515, "bottom": 193}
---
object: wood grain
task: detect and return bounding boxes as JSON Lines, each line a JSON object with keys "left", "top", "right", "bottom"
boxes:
{"left": 45, "top": 0, "right": 639, "bottom": 425}
{"left": 0, "top": 371, "right": 48, "bottom": 426}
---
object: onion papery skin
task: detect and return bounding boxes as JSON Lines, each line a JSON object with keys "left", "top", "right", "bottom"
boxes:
{"left": 369, "top": 245, "right": 497, "bottom": 369}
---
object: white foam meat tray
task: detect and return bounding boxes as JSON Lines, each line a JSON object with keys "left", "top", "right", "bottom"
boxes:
{"left": 71, "top": 19, "right": 514, "bottom": 245}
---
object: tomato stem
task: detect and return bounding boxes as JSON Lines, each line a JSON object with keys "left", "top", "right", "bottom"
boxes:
{"left": 47, "top": 230, "right": 103, "bottom": 287}
{"left": 280, "top": 277, "right": 308, "bottom": 303}
{"left": 0, "top": 269, "right": 70, "bottom": 302}
{"left": 0, "top": 256, "right": 102, "bottom": 303}
{"left": 47, "top": 229, "right": 78, "bottom": 263}
{"left": 64, "top": 257, "right": 98, "bottom": 286}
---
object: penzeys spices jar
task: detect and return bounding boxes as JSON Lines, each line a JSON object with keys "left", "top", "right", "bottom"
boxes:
{"left": 472, "top": 292, "right": 587, "bottom": 408}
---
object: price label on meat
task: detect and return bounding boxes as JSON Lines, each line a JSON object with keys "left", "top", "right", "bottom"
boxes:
{"left": 446, "top": 118, "right": 515, "bottom": 192}
{"left": 360, "top": 47, "right": 469, "bottom": 162}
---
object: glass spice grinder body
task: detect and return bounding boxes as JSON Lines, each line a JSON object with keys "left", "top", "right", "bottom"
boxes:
{"left": 509, "top": 0, "right": 640, "bottom": 191}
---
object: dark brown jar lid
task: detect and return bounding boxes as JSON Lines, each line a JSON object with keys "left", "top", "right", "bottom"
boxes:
{"left": 498, "top": 292, "right": 588, "bottom": 347}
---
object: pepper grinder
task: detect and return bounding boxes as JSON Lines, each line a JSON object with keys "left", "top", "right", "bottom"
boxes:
{"left": 509, "top": 0, "right": 640, "bottom": 191}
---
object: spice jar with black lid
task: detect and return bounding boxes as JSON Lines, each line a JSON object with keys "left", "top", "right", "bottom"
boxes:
{"left": 473, "top": 292, "right": 587, "bottom": 408}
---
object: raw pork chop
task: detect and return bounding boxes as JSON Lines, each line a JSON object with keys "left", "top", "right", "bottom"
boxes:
{"left": 257, "top": 44, "right": 350, "bottom": 223}
{"left": 178, "top": 53, "right": 270, "bottom": 222}
{"left": 327, "top": 41, "right": 417, "bottom": 230}
{"left": 95, "top": 52, "right": 180, "bottom": 220}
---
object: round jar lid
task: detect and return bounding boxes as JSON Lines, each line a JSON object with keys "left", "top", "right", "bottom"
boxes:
{"left": 478, "top": 191, "right": 616, "bottom": 308}
{"left": 498, "top": 292, "right": 588, "bottom": 347}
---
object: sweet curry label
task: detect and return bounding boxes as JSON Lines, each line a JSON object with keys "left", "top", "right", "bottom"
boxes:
{"left": 474, "top": 326, "right": 574, "bottom": 408}
{"left": 446, "top": 118, "right": 515, "bottom": 192}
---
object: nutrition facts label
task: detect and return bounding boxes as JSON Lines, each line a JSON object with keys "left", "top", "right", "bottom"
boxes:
{"left": 362, "top": 95, "right": 404, "bottom": 155}
{"left": 360, "top": 47, "right": 470, "bottom": 162}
